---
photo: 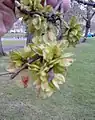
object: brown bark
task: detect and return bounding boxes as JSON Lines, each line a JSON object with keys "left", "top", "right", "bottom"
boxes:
{"left": 0, "top": 38, "right": 6, "bottom": 56}
{"left": 26, "top": 32, "right": 33, "bottom": 45}
{"left": 82, "top": 1, "right": 95, "bottom": 42}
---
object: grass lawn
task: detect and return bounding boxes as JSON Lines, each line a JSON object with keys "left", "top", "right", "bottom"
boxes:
{"left": 0, "top": 38, "right": 95, "bottom": 120}
{"left": 2, "top": 33, "right": 26, "bottom": 47}
{"left": 2, "top": 40, "right": 26, "bottom": 46}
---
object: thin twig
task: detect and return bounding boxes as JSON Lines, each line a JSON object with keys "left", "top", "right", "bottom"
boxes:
{"left": 10, "top": 55, "right": 41, "bottom": 79}
{"left": 17, "top": 7, "right": 43, "bottom": 17}
{"left": 81, "top": 14, "right": 88, "bottom": 21}
{"left": 90, "top": 11, "right": 95, "bottom": 20}
{"left": 0, "top": 72, "right": 13, "bottom": 76}
{"left": 15, "top": 1, "right": 43, "bottom": 16}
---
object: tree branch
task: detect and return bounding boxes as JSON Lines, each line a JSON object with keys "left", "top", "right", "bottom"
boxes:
{"left": 10, "top": 55, "right": 41, "bottom": 79}
{"left": 15, "top": 0, "right": 64, "bottom": 41}
{"left": 81, "top": 15, "right": 88, "bottom": 21}
{"left": 74, "top": 0, "right": 95, "bottom": 7}
{"left": 0, "top": 72, "right": 13, "bottom": 76}
{"left": 90, "top": 11, "right": 95, "bottom": 20}
{"left": 0, "top": 56, "right": 42, "bottom": 79}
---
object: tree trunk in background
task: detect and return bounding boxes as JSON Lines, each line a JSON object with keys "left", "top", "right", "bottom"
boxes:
{"left": 26, "top": 32, "right": 33, "bottom": 45}
{"left": 82, "top": 4, "right": 91, "bottom": 43}
{"left": 82, "top": 20, "right": 90, "bottom": 43}
{"left": 82, "top": 0, "right": 95, "bottom": 43}
{"left": 0, "top": 38, "right": 5, "bottom": 56}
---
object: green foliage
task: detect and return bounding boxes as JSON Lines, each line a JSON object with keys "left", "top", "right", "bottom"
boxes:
{"left": 63, "top": 16, "right": 82, "bottom": 47}
{"left": 7, "top": 0, "right": 82, "bottom": 98}
{"left": 8, "top": 36, "right": 74, "bottom": 98}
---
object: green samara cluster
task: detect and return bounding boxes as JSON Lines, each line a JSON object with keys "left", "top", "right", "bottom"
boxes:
{"left": 7, "top": 0, "right": 82, "bottom": 98}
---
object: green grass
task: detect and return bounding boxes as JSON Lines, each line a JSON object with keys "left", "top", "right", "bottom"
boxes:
{"left": 2, "top": 33, "right": 26, "bottom": 47}
{"left": 2, "top": 40, "right": 26, "bottom": 46}
{"left": 0, "top": 38, "right": 95, "bottom": 119}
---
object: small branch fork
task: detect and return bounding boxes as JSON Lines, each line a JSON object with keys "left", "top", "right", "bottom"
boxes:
{"left": 0, "top": 56, "right": 54, "bottom": 82}
{"left": 0, "top": 55, "right": 41, "bottom": 79}
{"left": 11, "top": 55, "right": 41, "bottom": 79}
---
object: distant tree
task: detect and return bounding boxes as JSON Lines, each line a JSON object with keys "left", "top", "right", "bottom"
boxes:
{"left": 26, "top": 32, "right": 33, "bottom": 45}
{"left": 25, "top": 26, "right": 33, "bottom": 45}
{"left": 64, "top": 1, "right": 85, "bottom": 29}
{"left": 82, "top": 0, "right": 95, "bottom": 42}
{"left": 73, "top": 0, "right": 95, "bottom": 42}
{"left": 0, "top": 38, "right": 5, "bottom": 56}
